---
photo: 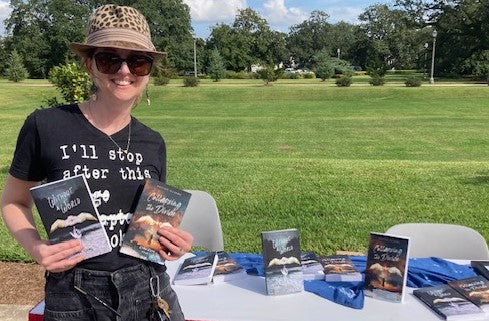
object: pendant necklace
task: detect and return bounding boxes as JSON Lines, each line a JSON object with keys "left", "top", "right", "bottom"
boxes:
{"left": 88, "top": 100, "right": 132, "bottom": 154}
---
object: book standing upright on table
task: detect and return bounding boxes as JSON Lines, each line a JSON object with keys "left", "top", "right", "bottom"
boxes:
{"left": 30, "top": 174, "right": 111, "bottom": 259}
{"left": 120, "top": 178, "right": 192, "bottom": 265}
{"left": 364, "top": 232, "right": 410, "bottom": 303}
{"left": 470, "top": 261, "right": 489, "bottom": 281}
{"left": 173, "top": 252, "right": 219, "bottom": 285}
{"left": 261, "top": 228, "right": 304, "bottom": 296}
{"left": 320, "top": 254, "right": 362, "bottom": 282}
{"left": 413, "top": 283, "right": 486, "bottom": 321}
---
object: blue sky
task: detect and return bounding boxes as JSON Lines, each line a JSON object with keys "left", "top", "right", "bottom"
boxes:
{"left": 0, "top": 0, "right": 393, "bottom": 38}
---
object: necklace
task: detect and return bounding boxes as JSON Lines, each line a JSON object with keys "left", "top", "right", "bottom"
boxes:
{"left": 87, "top": 100, "right": 132, "bottom": 154}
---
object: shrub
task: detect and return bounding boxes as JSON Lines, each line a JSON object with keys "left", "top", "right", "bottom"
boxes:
{"left": 257, "top": 66, "right": 281, "bottom": 85}
{"left": 405, "top": 75, "right": 422, "bottom": 87}
{"left": 6, "top": 50, "right": 29, "bottom": 82}
{"left": 226, "top": 70, "right": 251, "bottom": 79}
{"left": 48, "top": 61, "right": 91, "bottom": 103}
{"left": 369, "top": 75, "right": 385, "bottom": 86}
{"left": 335, "top": 76, "right": 352, "bottom": 87}
{"left": 303, "top": 72, "right": 315, "bottom": 79}
{"left": 154, "top": 75, "right": 170, "bottom": 86}
{"left": 183, "top": 76, "right": 199, "bottom": 87}
{"left": 316, "top": 63, "right": 334, "bottom": 82}
{"left": 153, "top": 58, "right": 174, "bottom": 86}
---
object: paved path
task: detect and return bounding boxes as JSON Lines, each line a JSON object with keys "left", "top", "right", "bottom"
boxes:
{"left": 0, "top": 304, "right": 31, "bottom": 321}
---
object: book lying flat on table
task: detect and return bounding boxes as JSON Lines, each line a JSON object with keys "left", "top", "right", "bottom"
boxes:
{"left": 364, "top": 232, "right": 410, "bottom": 303}
{"left": 300, "top": 252, "right": 324, "bottom": 281}
{"left": 120, "top": 179, "right": 192, "bottom": 265}
{"left": 213, "top": 251, "right": 247, "bottom": 283}
{"left": 413, "top": 283, "right": 486, "bottom": 321}
{"left": 261, "top": 228, "right": 304, "bottom": 296}
{"left": 320, "top": 254, "right": 362, "bottom": 282}
{"left": 173, "top": 252, "right": 219, "bottom": 285}
{"left": 449, "top": 276, "right": 489, "bottom": 313}
{"left": 30, "top": 174, "right": 111, "bottom": 259}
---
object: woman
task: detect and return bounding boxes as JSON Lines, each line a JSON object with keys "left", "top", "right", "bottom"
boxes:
{"left": 1, "top": 4, "right": 192, "bottom": 321}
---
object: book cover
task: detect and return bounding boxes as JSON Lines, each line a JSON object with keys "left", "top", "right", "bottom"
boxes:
{"left": 364, "top": 232, "right": 410, "bottom": 303}
{"left": 413, "top": 284, "right": 486, "bottom": 320}
{"left": 261, "top": 228, "right": 304, "bottom": 296}
{"left": 173, "top": 252, "right": 218, "bottom": 285}
{"left": 213, "top": 251, "right": 247, "bottom": 283}
{"left": 300, "top": 252, "right": 324, "bottom": 281}
{"left": 449, "top": 276, "right": 489, "bottom": 312}
{"left": 30, "top": 174, "right": 111, "bottom": 259}
{"left": 471, "top": 261, "right": 489, "bottom": 282}
{"left": 120, "top": 178, "right": 192, "bottom": 265}
{"left": 320, "top": 254, "right": 362, "bottom": 282}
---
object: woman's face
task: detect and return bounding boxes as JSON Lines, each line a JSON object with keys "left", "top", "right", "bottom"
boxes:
{"left": 87, "top": 48, "right": 152, "bottom": 103}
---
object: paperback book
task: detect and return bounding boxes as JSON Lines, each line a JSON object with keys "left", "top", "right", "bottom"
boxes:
{"left": 120, "top": 179, "right": 192, "bottom": 265}
{"left": 413, "top": 284, "right": 486, "bottom": 320}
{"left": 213, "top": 251, "right": 247, "bottom": 283}
{"left": 364, "top": 232, "right": 410, "bottom": 303}
{"left": 30, "top": 174, "right": 111, "bottom": 259}
{"left": 300, "top": 252, "right": 324, "bottom": 280}
{"left": 449, "top": 276, "right": 489, "bottom": 313}
{"left": 320, "top": 255, "right": 362, "bottom": 282}
{"left": 173, "top": 252, "right": 218, "bottom": 285}
{"left": 261, "top": 228, "right": 304, "bottom": 296}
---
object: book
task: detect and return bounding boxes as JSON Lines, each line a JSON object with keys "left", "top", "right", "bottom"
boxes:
{"left": 173, "top": 252, "right": 218, "bottom": 285}
{"left": 120, "top": 179, "right": 192, "bottom": 265}
{"left": 471, "top": 261, "right": 489, "bottom": 281}
{"left": 413, "top": 284, "right": 486, "bottom": 320}
{"left": 213, "top": 251, "right": 247, "bottom": 283}
{"left": 364, "top": 232, "right": 410, "bottom": 303}
{"left": 300, "top": 252, "right": 324, "bottom": 280}
{"left": 320, "top": 254, "right": 362, "bottom": 282}
{"left": 261, "top": 228, "right": 304, "bottom": 296}
{"left": 30, "top": 174, "right": 111, "bottom": 259}
{"left": 449, "top": 276, "right": 489, "bottom": 312}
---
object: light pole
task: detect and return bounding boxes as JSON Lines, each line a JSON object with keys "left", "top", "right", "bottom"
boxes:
{"left": 424, "top": 42, "right": 428, "bottom": 78}
{"left": 337, "top": 48, "right": 340, "bottom": 59}
{"left": 193, "top": 37, "right": 197, "bottom": 78}
{"left": 429, "top": 30, "right": 437, "bottom": 84}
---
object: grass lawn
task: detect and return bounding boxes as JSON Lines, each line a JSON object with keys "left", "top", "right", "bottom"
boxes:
{"left": 1, "top": 79, "right": 489, "bottom": 261}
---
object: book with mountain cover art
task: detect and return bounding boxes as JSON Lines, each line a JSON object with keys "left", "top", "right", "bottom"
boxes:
{"left": 173, "top": 252, "right": 219, "bottom": 285}
{"left": 364, "top": 232, "right": 410, "bottom": 303}
{"left": 413, "top": 284, "right": 486, "bottom": 321}
{"left": 261, "top": 228, "right": 304, "bottom": 296}
{"left": 120, "top": 178, "right": 192, "bottom": 265}
{"left": 30, "top": 174, "right": 111, "bottom": 259}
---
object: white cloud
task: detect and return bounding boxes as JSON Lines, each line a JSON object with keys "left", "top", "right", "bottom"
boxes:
{"left": 0, "top": 1, "right": 12, "bottom": 35}
{"left": 263, "top": 0, "right": 308, "bottom": 25}
{"left": 328, "top": 6, "right": 364, "bottom": 24}
{"left": 183, "top": 0, "right": 247, "bottom": 22}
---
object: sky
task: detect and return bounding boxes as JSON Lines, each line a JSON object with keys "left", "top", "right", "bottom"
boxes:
{"left": 0, "top": 0, "right": 393, "bottom": 39}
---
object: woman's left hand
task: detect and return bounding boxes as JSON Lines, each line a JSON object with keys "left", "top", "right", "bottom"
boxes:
{"left": 157, "top": 226, "right": 194, "bottom": 261}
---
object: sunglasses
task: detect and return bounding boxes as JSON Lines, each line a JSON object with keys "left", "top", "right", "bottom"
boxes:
{"left": 94, "top": 52, "right": 154, "bottom": 76}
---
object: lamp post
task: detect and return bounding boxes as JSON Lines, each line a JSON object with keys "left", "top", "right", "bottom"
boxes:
{"left": 429, "top": 30, "right": 437, "bottom": 84}
{"left": 337, "top": 48, "right": 340, "bottom": 59}
{"left": 193, "top": 37, "right": 197, "bottom": 78}
{"left": 424, "top": 42, "right": 428, "bottom": 78}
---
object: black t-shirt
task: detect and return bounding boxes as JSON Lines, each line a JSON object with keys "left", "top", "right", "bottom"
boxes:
{"left": 9, "top": 104, "right": 166, "bottom": 271}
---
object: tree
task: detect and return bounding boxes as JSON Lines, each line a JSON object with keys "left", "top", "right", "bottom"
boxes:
{"left": 313, "top": 50, "right": 334, "bottom": 81}
{"left": 286, "top": 10, "right": 331, "bottom": 68}
{"left": 6, "top": 49, "right": 29, "bottom": 82}
{"left": 207, "top": 48, "right": 226, "bottom": 82}
{"left": 257, "top": 65, "right": 281, "bottom": 85}
{"left": 462, "top": 50, "right": 489, "bottom": 85}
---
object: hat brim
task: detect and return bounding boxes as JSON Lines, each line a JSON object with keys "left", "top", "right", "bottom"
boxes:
{"left": 70, "top": 42, "right": 166, "bottom": 59}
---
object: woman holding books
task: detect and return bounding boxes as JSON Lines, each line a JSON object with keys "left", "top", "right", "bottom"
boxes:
{"left": 0, "top": 4, "right": 192, "bottom": 321}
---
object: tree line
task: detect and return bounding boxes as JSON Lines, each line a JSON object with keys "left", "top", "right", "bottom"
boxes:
{"left": 1, "top": 0, "right": 488, "bottom": 80}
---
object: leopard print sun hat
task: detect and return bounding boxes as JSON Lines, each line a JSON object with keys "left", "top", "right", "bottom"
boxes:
{"left": 70, "top": 4, "right": 165, "bottom": 58}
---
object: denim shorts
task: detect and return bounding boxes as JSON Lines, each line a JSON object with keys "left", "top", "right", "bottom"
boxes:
{"left": 44, "top": 263, "right": 185, "bottom": 321}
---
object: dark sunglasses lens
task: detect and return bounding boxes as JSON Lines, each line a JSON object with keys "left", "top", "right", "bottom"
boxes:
{"left": 95, "top": 53, "right": 122, "bottom": 74}
{"left": 127, "top": 55, "right": 153, "bottom": 76}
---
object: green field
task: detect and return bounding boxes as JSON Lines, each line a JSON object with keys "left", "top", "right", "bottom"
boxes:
{"left": 1, "top": 79, "right": 489, "bottom": 261}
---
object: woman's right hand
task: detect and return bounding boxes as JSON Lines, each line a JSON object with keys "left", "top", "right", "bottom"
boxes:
{"left": 32, "top": 239, "right": 85, "bottom": 273}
